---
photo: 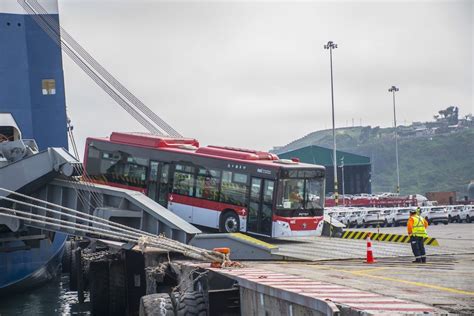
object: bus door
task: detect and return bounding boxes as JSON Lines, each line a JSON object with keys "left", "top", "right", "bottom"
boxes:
{"left": 248, "top": 178, "right": 274, "bottom": 236}
{"left": 148, "top": 161, "right": 171, "bottom": 208}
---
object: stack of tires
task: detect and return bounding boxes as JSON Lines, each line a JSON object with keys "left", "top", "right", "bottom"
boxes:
{"left": 140, "top": 292, "right": 207, "bottom": 316}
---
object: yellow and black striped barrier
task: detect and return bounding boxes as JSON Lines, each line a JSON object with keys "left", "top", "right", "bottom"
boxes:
{"left": 341, "top": 230, "right": 439, "bottom": 246}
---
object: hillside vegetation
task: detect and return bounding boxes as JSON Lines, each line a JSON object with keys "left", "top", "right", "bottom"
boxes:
{"left": 273, "top": 127, "right": 474, "bottom": 196}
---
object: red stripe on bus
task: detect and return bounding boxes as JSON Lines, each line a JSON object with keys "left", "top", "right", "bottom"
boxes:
{"left": 273, "top": 215, "right": 322, "bottom": 231}
{"left": 170, "top": 194, "right": 247, "bottom": 216}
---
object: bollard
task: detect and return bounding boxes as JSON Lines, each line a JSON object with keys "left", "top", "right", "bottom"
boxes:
{"left": 211, "top": 247, "right": 230, "bottom": 268}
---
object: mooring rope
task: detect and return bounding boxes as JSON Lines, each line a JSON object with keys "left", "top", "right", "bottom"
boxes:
{"left": 0, "top": 189, "right": 226, "bottom": 263}
{"left": 0, "top": 207, "right": 223, "bottom": 263}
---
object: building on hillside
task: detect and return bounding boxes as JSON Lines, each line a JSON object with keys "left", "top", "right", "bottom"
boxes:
{"left": 278, "top": 145, "right": 371, "bottom": 195}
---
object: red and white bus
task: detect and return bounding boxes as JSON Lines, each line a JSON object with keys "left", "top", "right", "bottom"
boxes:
{"left": 84, "top": 132, "right": 326, "bottom": 238}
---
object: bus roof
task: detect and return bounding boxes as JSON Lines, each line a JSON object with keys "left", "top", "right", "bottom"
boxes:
{"left": 87, "top": 132, "right": 325, "bottom": 171}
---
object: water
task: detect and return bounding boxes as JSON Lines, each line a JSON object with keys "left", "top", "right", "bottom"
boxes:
{"left": 0, "top": 275, "right": 90, "bottom": 316}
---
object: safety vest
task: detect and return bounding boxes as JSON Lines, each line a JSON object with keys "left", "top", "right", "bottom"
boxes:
{"left": 412, "top": 215, "right": 428, "bottom": 237}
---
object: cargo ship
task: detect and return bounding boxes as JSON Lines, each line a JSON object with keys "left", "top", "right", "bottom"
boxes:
{"left": 0, "top": 0, "right": 69, "bottom": 293}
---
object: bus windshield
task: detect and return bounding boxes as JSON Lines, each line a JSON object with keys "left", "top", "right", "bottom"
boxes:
{"left": 276, "top": 177, "right": 324, "bottom": 211}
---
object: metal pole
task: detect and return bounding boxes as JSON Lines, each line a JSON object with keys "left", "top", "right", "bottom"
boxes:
{"left": 325, "top": 41, "right": 338, "bottom": 205}
{"left": 341, "top": 157, "right": 345, "bottom": 205}
{"left": 392, "top": 89, "right": 400, "bottom": 194}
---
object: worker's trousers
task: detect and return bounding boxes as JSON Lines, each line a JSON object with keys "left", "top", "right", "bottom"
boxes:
{"left": 410, "top": 235, "right": 426, "bottom": 263}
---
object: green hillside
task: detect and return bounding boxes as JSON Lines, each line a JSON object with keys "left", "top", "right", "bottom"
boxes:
{"left": 273, "top": 127, "right": 474, "bottom": 196}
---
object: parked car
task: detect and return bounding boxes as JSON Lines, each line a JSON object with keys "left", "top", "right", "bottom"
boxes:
{"left": 358, "top": 209, "right": 385, "bottom": 228}
{"left": 421, "top": 206, "right": 449, "bottom": 225}
{"left": 334, "top": 211, "right": 350, "bottom": 226}
{"left": 446, "top": 205, "right": 464, "bottom": 223}
{"left": 390, "top": 208, "right": 413, "bottom": 227}
{"left": 347, "top": 211, "right": 363, "bottom": 228}
{"left": 459, "top": 205, "right": 474, "bottom": 223}
{"left": 381, "top": 208, "right": 396, "bottom": 227}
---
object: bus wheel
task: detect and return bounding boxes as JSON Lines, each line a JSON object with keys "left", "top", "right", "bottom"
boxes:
{"left": 220, "top": 211, "right": 240, "bottom": 233}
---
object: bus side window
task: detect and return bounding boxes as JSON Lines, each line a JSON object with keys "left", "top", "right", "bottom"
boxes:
{"left": 96, "top": 151, "right": 148, "bottom": 188}
{"left": 220, "top": 171, "right": 248, "bottom": 207}
{"left": 161, "top": 164, "right": 169, "bottom": 184}
{"left": 195, "top": 168, "right": 220, "bottom": 201}
{"left": 263, "top": 180, "right": 274, "bottom": 204}
{"left": 149, "top": 161, "right": 159, "bottom": 182}
{"left": 172, "top": 164, "right": 195, "bottom": 196}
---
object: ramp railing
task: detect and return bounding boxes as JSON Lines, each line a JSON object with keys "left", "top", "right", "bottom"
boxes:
{"left": 0, "top": 189, "right": 225, "bottom": 263}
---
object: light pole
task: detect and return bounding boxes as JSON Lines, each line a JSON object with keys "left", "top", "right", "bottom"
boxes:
{"left": 324, "top": 41, "right": 338, "bottom": 205}
{"left": 340, "top": 156, "right": 345, "bottom": 205}
{"left": 388, "top": 85, "right": 400, "bottom": 194}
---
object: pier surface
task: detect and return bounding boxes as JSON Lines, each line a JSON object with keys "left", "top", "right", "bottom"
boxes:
{"left": 249, "top": 224, "right": 474, "bottom": 314}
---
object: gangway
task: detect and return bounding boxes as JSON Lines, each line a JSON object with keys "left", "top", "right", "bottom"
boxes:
{"left": 0, "top": 154, "right": 200, "bottom": 244}
{"left": 0, "top": 139, "right": 282, "bottom": 259}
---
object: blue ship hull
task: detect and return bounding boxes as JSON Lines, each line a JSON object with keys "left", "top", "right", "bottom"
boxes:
{"left": 0, "top": 11, "right": 68, "bottom": 150}
{"left": 0, "top": 233, "right": 67, "bottom": 295}
{"left": 0, "top": 1, "right": 69, "bottom": 294}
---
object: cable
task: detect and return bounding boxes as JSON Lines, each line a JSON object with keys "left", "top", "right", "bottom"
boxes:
{"left": 0, "top": 197, "right": 224, "bottom": 259}
{"left": 22, "top": 0, "right": 182, "bottom": 138}
{"left": 1, "top": 188, "right": 222, "bottom": 260}
{"left": 26, "top": 0, "right": 178, "bottom": 137}
{"left": 0, "top": 208, "right": 222, "bottom": 262}
{"left": 18, "top": 0, "right": 166, "bottom": 136}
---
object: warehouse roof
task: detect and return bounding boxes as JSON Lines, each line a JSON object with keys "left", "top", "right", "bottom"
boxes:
{"left": 278, "top": 145, "right": 370, "bottom": 167}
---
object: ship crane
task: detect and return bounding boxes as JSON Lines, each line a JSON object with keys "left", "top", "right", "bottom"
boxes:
{"left": 17, "top": 0, "right": 183, "bottom": 139}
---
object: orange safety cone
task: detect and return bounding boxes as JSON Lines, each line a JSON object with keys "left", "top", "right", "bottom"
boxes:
{"left": 366, "top": 233, "right": 376, "bottom": 264}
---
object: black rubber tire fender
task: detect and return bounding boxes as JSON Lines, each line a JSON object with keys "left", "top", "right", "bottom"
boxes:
{"left": 109, "top": 260, "right": 127, "bottom": 316}
{"left": 69, "top": 247, "right": 79, "bottom": 291}
{"left": 61, "top": 240, "right": 72, "bottom": 274}
{"left": 139, "top": 293, "right": 175, "bottom": 316}
{"left": 89, "top": 260, "right": 109, "bottom": 316}
{"left": 176, "top": 291, "right": 207, "bottom": 316}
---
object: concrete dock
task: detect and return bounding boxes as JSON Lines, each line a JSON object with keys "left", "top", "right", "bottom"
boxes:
{"left": 248, "top": 224, "right": 474, "bottom": 314}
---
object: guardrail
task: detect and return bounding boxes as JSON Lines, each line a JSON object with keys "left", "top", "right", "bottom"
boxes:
{"left": 341, "top": 230, "right": 439, "bottom": 246}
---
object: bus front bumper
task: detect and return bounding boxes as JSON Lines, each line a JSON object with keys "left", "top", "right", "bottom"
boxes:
{"left": 273, "top": 217, "right": 324, "bottom": 238}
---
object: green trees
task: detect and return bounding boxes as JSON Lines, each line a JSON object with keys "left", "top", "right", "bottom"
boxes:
{"left": 434, "top": 106, "right": 459, "bottom": 125}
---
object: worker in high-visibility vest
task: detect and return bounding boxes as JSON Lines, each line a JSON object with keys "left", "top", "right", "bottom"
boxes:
{"left": 407, "top": 208, "right": 429, "bottom": 263}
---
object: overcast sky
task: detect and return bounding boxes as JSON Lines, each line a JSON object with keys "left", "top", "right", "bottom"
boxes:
{"left": 56, "top": 0, "right": 473, "bottom": 156}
